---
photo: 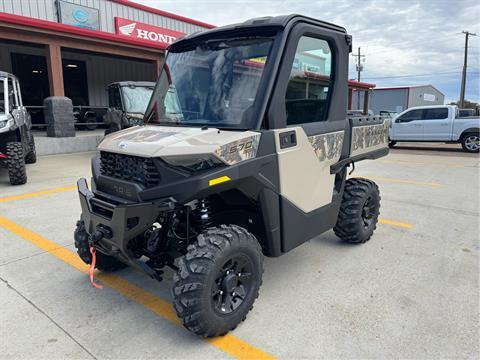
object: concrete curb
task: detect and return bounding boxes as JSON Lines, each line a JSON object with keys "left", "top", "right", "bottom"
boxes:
{"left": 35, "top": 134, "right": 103, "bottom": 156}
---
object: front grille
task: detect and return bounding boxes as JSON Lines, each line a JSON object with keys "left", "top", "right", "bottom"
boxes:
{"left": 100, "top": 152, "right": 160, "bottom": 187}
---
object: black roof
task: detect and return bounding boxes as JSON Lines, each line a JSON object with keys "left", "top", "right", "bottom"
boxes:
{"left": 172, "top": 14, "right": 346, "bottom": 49}
{"left": 0, "top": 71, "right": 18, "bottom": 80}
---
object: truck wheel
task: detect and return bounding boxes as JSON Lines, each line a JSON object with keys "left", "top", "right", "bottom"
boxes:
{"left": 334, "top": 178, "right": 380, "bottom": 244}
{"left": 461, "top": 133, "right": 479, "bottom": 153}
{"left": 74, "top": 220, "right": 127, "bottom": 271}
{"left": 25, "top": 135, "right": 37, "bottom": 164}
{"left": 172, "top": 225, "right": 263, "bottom": 337}
{"left": 6, "top": 142, "right": 27, "bottom": 185}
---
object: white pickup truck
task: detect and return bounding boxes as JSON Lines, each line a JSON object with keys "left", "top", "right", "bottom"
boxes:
{"left": 389, "top": 105, "right": 480, "bottom": 152}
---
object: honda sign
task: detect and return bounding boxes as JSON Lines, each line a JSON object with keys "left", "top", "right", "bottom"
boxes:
{"left": 115, "top": 17, "right": 185, "bottom": 46}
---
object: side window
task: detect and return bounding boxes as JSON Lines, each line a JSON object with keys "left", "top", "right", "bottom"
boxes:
{"left": 397, "top": 109, "right": 423, "bottom": 122}
{"left": 7, "top": 79, "right": 16, "bottom": 110}
{"left": 109, "top": 87, "right": 122, "bottom": 109}
{"left": 285, "top": 36, "right": 332, "bottom": 125}
{"left": 423, "top": 108, "right": 448, "bottom": 120}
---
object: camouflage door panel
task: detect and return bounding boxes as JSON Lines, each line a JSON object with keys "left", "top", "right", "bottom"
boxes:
{"left": 350, "top": 120, "right": 389, "bottom": 157}
{"left": 307, "top": 131, "right": 344, "bottom": 165}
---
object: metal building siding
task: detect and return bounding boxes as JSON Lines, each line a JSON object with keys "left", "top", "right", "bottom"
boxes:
{"left": 61, "top": 51, "right": 156, "bottom": 106}
{"left": 0, "top": 0, "right": 207, "bottom": 34}
{"left": 370, "top": 89, "right": 408, "bottom": 114}
{"left": 407, "top": 86, "right": 444, "bottom": 107}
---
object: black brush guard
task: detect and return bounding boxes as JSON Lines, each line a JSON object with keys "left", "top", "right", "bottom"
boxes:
{"left": 77, "top": 178, "right": 175, "bottom": 278}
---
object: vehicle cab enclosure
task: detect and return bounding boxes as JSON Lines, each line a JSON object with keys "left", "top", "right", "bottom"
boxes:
{"left": 0, "top": 72, "right": 31, "bottom": 158}
{"left": 79, "top": 15, "right": 389, "bottom": 267}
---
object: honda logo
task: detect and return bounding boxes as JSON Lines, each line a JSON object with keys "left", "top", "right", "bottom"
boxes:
{"left": 115, "top": 17, "right": 185, "bottom": 46}
{"left": 118, "top": 22, "right": 136, "bottom": 36}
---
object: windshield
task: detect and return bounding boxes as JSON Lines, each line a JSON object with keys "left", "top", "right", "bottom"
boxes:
{"left": 122, "top": 86, "right": 153, "bottom": 114}
{"left": 145, "top": 37, "right": 274, "bottom": 129}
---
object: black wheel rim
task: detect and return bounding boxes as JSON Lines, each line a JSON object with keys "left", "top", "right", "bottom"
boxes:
{"left": 211, "top": 254, "right": 254, "bottom": 315}
{"left": 362, "top": 196, "right": 376, "bottom": 229}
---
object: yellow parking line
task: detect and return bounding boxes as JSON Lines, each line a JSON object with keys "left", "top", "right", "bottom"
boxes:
{"left": 363, "top": 176, "right": 444, "bottom": 187}
{"left": 0, "top": 185, "right": 76, "bottom": 203}
{"left": 0, "top": 216, "right": 275, "bottom": 360}
{"left": 379, "top": 218, "right": 413, "bottom": 229}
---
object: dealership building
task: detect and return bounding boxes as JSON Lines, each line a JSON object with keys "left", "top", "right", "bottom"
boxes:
{"left": 0, "top": 0, "right": 213, "bottom": 113}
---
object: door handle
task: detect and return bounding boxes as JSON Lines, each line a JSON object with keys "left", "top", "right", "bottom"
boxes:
{"left": 279, "top": 130, "right": 297, "bottom": 149}
{"left": 414, "top": 124, "right": 422, "bottom": 127}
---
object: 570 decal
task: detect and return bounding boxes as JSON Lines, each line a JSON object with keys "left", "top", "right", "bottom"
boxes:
{"left": 228, "top": 140, "right": 254, "bottom": 154}
{"left": 215, "top": 134, "right": 261, "bottom": 165}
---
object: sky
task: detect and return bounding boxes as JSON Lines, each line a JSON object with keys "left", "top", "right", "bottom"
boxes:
{"left": 134, "top": 0, "right": 480, "bottom": 104}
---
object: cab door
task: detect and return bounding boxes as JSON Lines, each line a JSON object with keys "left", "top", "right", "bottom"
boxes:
{"left": 392, "top": 109, "right": 424, "bottom": 140}
{"left": 265, "top": 23, "right": 350, "bottom": 252}
{"left": 422, "top": 107, "right": 451, "bottom": 140}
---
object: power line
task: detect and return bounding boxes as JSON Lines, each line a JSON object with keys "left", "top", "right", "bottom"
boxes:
{"left": 362, "top": 70, "right": 479, "bottom": 80}
{"left": 362, "top": 33, "right": 463, "bottom": 55}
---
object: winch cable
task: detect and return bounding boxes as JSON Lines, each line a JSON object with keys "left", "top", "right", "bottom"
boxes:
{"left": 89, "top": 245, "right": 103, "bottom": 289}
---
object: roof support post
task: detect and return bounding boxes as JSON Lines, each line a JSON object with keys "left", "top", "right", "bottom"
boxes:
{"left": 46, "top": 43, "right": 64, "bottom": 96}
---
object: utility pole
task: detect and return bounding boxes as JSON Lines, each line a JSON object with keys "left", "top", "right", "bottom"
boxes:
{"left": 352, "top": 47, "right": 365, "bottom": 109}
{"left": 459, "top": 31, "right": 477, "bottom": 108}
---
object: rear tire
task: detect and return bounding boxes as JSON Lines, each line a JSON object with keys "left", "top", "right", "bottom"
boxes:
{"left": 461, "top": 133, "right": 479, "bottom": 153}
{"left": 74, "top": 220, "right": 127, "bottom": 271}
{"left": 334, "top": 178, "right": 380, "bottom": 244}
{"left": 6, "top": 142, "right": 27, "bottom": 185}
{"left": 172, "top": 225, "right": 263, "bottom": 337}
{"left": 25, "top": 135, "right": 37, "bottom": 164}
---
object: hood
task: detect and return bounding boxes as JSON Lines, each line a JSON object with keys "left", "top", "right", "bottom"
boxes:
{"left": 98, "top": 125, "right": 260, "bottom": 159}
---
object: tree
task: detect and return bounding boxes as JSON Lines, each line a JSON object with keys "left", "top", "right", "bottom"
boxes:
{"left": 449, "top": 99, "right": 479, "bottom": 110}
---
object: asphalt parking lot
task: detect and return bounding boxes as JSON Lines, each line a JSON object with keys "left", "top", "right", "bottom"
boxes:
{"left": 0, "top": 143, "right": 478, "bottom": 359}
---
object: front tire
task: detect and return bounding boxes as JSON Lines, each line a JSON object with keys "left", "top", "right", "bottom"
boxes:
{"left": 74, "top": 220, "right": 127, "bottom": 271}
{"left": 334, "top": 178, "right": 380, "bottom": 244}
{"left": 6, "top": 142, "right": 27, "bottom": 185}
{"left": 461, "top": 133, "right": 479, "bottom": 153}
{"left": 173, "top": 225, "right": 263, "bottom": 337}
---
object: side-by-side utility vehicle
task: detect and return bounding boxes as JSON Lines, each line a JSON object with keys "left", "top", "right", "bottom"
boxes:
{"left": 103, "top": 81, "right": 156, "bottom": 135}
{"left": 0, "top": 72, "right": 36, "bottom": 185}
{"left": 74, "top": 15, "right": 389, "bottom": 337}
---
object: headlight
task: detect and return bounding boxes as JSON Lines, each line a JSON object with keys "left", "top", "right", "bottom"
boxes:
{"left": 0, "top": 120, "right": 7, "bottom": 129}
{"left": 161, "top": 154, "right": 224, "bottom": 172}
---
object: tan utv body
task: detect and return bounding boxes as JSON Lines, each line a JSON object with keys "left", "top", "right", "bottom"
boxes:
{"left": 75, "top": 14, "right": 389, "bottom": 337}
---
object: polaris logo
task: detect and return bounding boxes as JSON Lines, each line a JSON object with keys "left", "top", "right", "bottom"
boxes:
{"left": 118, "top": 142, "right": 128, "bottom": 149}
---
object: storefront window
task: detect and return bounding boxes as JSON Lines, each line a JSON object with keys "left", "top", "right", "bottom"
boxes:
{"left": 146, "top": 37, "right": 273, "bottom": 129}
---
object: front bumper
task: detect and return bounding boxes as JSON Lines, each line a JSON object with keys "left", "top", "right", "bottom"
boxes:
{"left": 77, "top": 178, "right": 174, "bottom": 275}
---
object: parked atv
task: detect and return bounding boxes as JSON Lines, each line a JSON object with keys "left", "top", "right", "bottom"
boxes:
{"left": 74, "top": 15, "right": 389, "bottom": 337}
{"left": 0, "top": 72, "right": 36, "bottom": 185}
